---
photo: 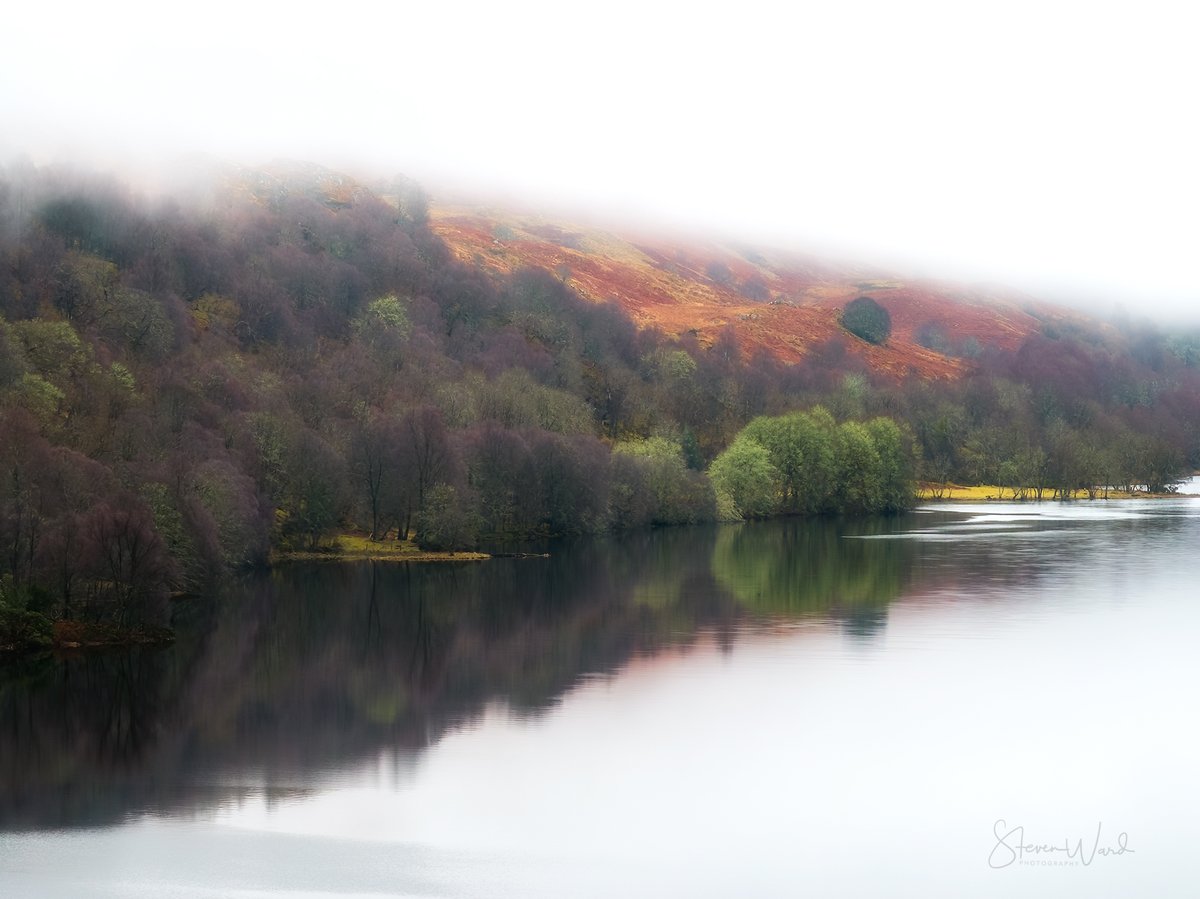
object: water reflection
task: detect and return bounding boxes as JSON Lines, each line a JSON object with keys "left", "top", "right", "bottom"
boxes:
{"left": 2, "top": 503, "right": 1190, "bottom": 832}
{"left": 711, "top": 518, "right": 916, "bottom": 638}
{"left": 3, "top": 527, "right": 743, "bottom": 829}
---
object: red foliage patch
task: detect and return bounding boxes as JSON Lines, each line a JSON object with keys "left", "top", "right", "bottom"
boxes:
{"left": 431, "top": 207, "right": 1072, "bottom": 382}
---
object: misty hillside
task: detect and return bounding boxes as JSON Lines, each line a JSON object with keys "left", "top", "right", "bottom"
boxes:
{"left": 2, "top": 161, "right": 1199, "bottom": 639}
{"left": 431, "top": 203, "right": 1088, "bottom": 380}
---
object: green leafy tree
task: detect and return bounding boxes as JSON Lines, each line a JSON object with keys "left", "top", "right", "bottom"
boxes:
{"left": 864, "top": 417, "right": 915, "bottom": 512}
{"left": 716, "top": 408, "right": 913, "bottom": 516}
{"left": 708, "top": 435, "right": 780, "bottom": 519}
{"left": 835, "top": 421, "right": 883, "bottom": 514}
{"left": 742, "top": 408, "right": 838, "bottom": 514}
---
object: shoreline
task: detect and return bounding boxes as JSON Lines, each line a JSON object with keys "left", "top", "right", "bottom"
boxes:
{"left": 916, "top": 483, "right": 1188, "bottom": 502}
{"left": 271, "top": 534, "right": 490, "bottom": 564}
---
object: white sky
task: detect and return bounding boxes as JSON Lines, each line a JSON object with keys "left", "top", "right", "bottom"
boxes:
{"left": 3, "top": 0, "right": 1199, "bottom": 319}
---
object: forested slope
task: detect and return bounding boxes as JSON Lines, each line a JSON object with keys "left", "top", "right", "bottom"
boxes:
{"left": 1, "top": 162, "right": 1197, "bottom": 643}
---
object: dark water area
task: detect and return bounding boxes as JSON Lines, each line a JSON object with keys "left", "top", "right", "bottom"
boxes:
{"left": 0, "top": 518, "right": 905, "bottom": 830}
{"left": 2, "top": 502, "right": 1197, "bottom": 897}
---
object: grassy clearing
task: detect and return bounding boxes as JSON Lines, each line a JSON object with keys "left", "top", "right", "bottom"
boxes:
{"left": 273, "top": 533, "right": 489, "bottom": 563}
{"left": 917, "top": 483, "right": 1177, "bottom": 501}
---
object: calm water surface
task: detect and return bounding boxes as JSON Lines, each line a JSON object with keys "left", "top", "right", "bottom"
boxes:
{"left": 2, "top": 500, "right": 1198, "bottom": 897}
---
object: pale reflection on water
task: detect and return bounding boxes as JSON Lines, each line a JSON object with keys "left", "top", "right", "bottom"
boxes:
{"left": 2, "top": 501, "right": 1198, "bottom": 897}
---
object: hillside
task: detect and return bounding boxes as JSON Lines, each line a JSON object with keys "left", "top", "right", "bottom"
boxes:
{"left": 431, "top": 203, "right": 1079, "bottom": 380}
{"left": 2, "top": 161, "right": 1198, "bottom": 650}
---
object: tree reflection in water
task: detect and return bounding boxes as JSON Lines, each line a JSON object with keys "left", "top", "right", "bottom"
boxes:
{"left": 711, "top": 518, "right": 917, "bottom": 637}
{"left": 0, "top": 519, "right": 933, "bottom": 829}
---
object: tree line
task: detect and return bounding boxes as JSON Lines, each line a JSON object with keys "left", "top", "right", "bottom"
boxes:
{"left": 709, "top": 408, "right": 913, "bottom": 518}
{"left": 1, "top": 162, "right": 1197, "bottom": 645}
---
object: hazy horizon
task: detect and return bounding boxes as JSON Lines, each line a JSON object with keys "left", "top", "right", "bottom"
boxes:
{"left": 4, "top": 0, "right": 1198, "bottom": 322}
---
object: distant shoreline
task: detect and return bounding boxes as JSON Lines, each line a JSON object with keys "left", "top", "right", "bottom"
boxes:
{"left": 916, "top": 483, "right": 1189, "bottom": 502}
